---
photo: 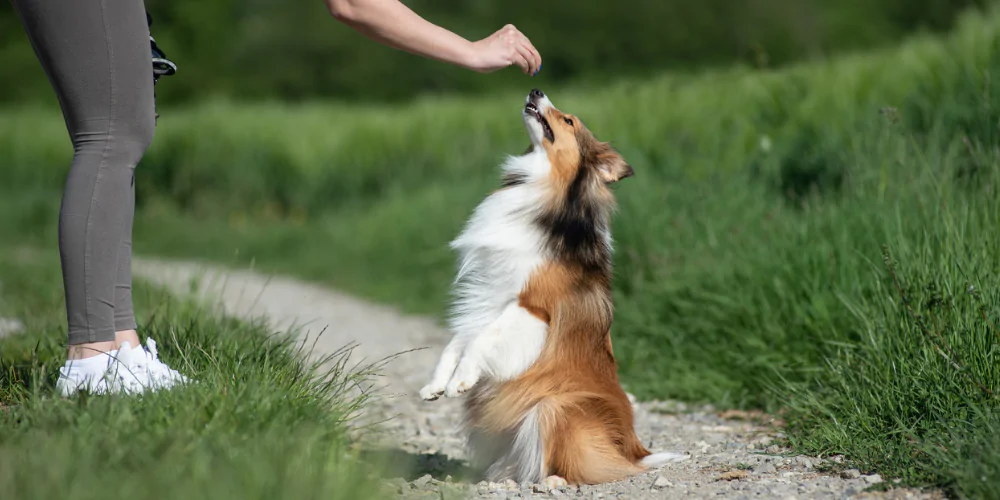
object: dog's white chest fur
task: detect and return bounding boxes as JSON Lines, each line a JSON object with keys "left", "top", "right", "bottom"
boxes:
{"left": 419, "top": 152, "right": 551, "bottom": 400}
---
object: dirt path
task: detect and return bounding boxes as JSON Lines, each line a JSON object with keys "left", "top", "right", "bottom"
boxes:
{"left": 133, "top": 257, "right": 940, "bottom": 500}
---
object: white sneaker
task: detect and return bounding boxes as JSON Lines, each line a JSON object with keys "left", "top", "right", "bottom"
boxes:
{"left": 130, "top": 337, "right": 191, "bottom": 389}
{"left": 56, "top": 338, "right": 190, "bottom": 397}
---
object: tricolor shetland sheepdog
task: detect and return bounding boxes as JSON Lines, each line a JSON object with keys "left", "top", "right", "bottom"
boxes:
{"left": 419, "top": 88, "right": 687, "bottom": 486}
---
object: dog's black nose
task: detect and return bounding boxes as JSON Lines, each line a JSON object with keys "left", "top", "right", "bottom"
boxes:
{"left": 530, "top": 88, "right": 545, "bottom": 99}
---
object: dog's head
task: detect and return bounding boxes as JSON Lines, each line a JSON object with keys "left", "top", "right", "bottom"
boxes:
{"left": 522, "top": 88, "right": 634, "bottom": 187}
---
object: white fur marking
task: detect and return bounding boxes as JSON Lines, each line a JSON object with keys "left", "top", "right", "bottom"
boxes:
{"left": 639, "top": 451, "right": 690, "bottom": 469}
{"left": 422, "top": 149, "right": 554, "bottom": 399}
{"left": 480, "top": 405, "right": 546, "bottom": 484}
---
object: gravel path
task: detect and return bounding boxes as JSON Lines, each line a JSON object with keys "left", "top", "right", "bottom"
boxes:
{"left": 133, "top": 257, "right": 942, "bottom": 500}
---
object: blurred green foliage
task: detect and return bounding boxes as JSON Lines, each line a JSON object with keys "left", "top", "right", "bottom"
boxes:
{"left": 0, "top": 0, "right": 988, "bottom": 106}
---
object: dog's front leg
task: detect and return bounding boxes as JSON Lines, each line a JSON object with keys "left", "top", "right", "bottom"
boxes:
{"left": 443, "top": 333, "right": 492, "bottom": 398}
{"left": 420, "top": 335, "right": 471, "bottom": 401}
{"left": 444, "top": 301, "right": 547, "bottom": 397}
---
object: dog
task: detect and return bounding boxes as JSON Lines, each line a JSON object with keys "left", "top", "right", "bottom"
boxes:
{"left": 419, "top": 88, "right": 687, "bottom": 486}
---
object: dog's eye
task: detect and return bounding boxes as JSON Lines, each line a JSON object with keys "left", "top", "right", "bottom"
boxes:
{"left": 564, "top": 117, "right": 574, "bottom": 126}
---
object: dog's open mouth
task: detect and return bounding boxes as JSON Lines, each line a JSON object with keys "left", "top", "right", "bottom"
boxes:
{"left": 525, "top": 102, "right": 554, "bottom": 142}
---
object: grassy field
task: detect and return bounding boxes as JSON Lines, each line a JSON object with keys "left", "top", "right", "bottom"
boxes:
{"left": 0, "top": 246, "right": 396, "bottom": 500}
{"left": 2, "top": 6, "right": 999, "bottom": 498}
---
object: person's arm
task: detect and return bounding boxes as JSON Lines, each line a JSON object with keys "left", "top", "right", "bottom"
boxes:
{"left": 325, "top": 0, "right": 541, "bottom": 75}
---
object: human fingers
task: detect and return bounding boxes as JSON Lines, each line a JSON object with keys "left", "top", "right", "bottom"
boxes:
{"left": 496, "top": 25, "right": 532, "bottom": 74}
{"left": 508, "top": 45, "right": 531, "bottom": 74}
{"left": 502, "top": 24, "right": 541, "bottom": 75}
{"left": 513, "top": 42, "right": 536, "bottom": 75}
{"left": 504, "top": 27, "right": 541, "bottom": 74}
{"left": 521, "top": 38, "right": 542, "bottom": 75}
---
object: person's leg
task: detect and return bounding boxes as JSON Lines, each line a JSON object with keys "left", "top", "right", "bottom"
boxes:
{"left": 10, "top": 0, "right": 186, "bottom": 394}
{"left": 10, "top": 0, "right": 154, "bottom": 350}
{"left": 113, "top": 164, "right": 142, "bottom": 350}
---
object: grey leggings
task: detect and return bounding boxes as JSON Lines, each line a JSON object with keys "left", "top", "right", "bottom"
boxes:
{"left": 10, "top": 0, "right": 155, "bottom": 345}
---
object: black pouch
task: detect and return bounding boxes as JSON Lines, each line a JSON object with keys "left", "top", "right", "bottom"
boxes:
{"left": 147, "top": 11, "right": 177, "bottom": 120}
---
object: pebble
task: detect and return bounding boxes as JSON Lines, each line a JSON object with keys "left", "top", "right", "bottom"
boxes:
{"left": 652, "top": 475, "right": 672, "bottom": 488}
{"left": 718, "top": 470, "right": 749, "bottom": 481}
{"left": 766, "top": 445, "right": 781, "bottom": 454}
{"left": 841, "top": 469, "right": 862, "bottom": 479}
{"left": 755, "top": 462, "right": 778, "bottom": 475}
{"left": 863, "top": 474, "right": 884, "bottom": 484}
{"left": 794, "top": 456, "right": 813, "bottom": 469}
{"left": 412, "top": 474, "right": 434, "bottom": 488}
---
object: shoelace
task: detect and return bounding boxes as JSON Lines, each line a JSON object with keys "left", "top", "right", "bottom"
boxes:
{"left": 142, "top": 338, "right": 188, "bottom": 385}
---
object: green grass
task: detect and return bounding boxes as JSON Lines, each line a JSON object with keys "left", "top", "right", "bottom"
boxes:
{"left": 0, "top": 246, "right": 394, "bottom": 500}
{"left": 2, "top": 5, "right": 1000, "bottom": 498}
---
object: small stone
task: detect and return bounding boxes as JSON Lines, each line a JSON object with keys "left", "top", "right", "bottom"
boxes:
{"left": 863, "top": 474, "right": 884, "bottom": 484}
{"left": 840, "top": 469, "right": 861, "bottom": 479}
{"left": 747, "top": 443, "right": 756, "bottom": 450}
{"left": 726, "top": 441, "right": 742, "bottom": 450}
{"left": 754, "top": 463, "right": 777, "bottom": 474}
{"left": 532, "top": 483, "right": 550, "bottom": 493}
{"left": 652, "top": 475, "right": 672, "bottom": 488}
{"left": 503, "top": 479, "right": 518, "bottom": 490}
{"left": 766, "top": 445, "right": 781, "bottom": 454}
{"left": 412, "top": 474, "right": 434, "bottom": 488}
{"left": 487, "top": 481, "right": 504, "bottom": 492}
{"left": 700, "top": 425, "right": 734, "bottom": 433}
{"left": 717, "top": 470, "right": 749, "bottom": 481}
{"left": 794, "top": 456, "right": 813, "bottom": 469}
{"left": 759, "top": 436, "right": 773, "bottom": 446}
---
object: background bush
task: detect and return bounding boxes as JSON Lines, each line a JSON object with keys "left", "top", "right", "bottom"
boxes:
{"left": 0, "top": 0, "right": 988, "bottom": 105}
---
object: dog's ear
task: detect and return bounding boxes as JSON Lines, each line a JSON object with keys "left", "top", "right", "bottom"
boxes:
{"left": 596, "top": 149, "right": 634, "bottom": 183}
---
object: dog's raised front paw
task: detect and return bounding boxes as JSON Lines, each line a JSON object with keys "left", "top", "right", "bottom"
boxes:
{"left": 419, "top": 383, "right": 445, "bottom": 401}
{"left": 444, "top": 373, "right": 479, "bottom": 397}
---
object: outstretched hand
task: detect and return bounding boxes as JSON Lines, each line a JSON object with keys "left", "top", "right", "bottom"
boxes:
{"left": 468, "top": 24, "right": 542, "bottom": 76}
{"left": 326, "top": 0, "right": 542, "bottom": 77}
